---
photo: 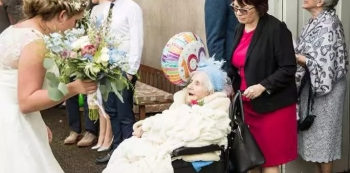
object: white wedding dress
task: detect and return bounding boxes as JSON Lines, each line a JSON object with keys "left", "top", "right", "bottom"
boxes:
{"left": 0, "top": 26, "right": 64, "bottom": 173}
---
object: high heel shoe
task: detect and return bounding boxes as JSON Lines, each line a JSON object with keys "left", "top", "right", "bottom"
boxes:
{"left": 91, "top": 144, "right": 102, "bottom": 150}
{"left": 97, "top": 136, "right": 114, "bottom": 152}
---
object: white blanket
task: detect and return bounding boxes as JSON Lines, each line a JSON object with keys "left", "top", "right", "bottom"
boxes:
{"left": 103, "top": 89, "right": 231, "bottom": 173}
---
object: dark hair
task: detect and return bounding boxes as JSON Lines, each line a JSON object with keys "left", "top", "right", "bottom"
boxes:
{"left": 234, "top": 0, "right": 268, "bottom": 16}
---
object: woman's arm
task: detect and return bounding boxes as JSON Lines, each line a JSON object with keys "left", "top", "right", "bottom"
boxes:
{"left": 18, "top": 39, "right": 96, "bottom": 114}
{"left": 259, "top": 22, "right": 297, "bottom": 93}
{"left": 298, "top": 19, "right": 347, "bottom": 96}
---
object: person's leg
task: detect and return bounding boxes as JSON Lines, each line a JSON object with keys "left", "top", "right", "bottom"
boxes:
{"left": 92, "top": 110, "right": 106, "bottom": 149}
{"left": 315, "top": 163, "right": 322, "bottom": 173}
{"left": 96, "top": 115, "right": 113, "bottom": 152}
{"left": 95, "top": 92, "right": 121, "bottom": 164}
{"left": 64, "top": 94, "right": 81, "bottom": 144}
{"left": 204, "top": 0, "right": 227, "bottom": 60}
{"left": 320, "top": 162, "right": 333, "bottom": 173}
{"left": 249, "top": 167, "right": 262, "bottom": 173}
{"left": 77, "top": 95, "right": 97, "bottom": 147}
{"left": 101, "top": 116, "right": 113, "bottom": 148}
{"left": 262, "top": 166, "right": 280, "bottom": 173}
{"left": 224, "top": 0, "right": 238, "bottom": 62}
{"left": 117, "top": 75, "right": 136, "bottom": 140}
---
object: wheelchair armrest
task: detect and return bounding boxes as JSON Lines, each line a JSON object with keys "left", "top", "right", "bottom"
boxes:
{"left": 172, "top": 145, "right": 222, "bottom": 157}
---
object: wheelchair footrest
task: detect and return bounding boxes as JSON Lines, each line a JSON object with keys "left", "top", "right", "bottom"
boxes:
{"left": 172, "top": 145, "right": 222, "bottom": 157}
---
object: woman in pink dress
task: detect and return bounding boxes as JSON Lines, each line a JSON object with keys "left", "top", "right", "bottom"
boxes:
{"left": 226, "top": 0, "right": 298, "bottom": 173}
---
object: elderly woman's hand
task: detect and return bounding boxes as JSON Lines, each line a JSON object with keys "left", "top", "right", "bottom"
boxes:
{"left": 132, "top": 125, "right": 144, "bottom": 138}
{"left": 296, "top": 54, "right": 306, "bottom": 66}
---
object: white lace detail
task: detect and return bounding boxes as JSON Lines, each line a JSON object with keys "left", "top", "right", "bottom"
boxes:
{"left": 0, "top": 26, "right": 43, "bottom": 70}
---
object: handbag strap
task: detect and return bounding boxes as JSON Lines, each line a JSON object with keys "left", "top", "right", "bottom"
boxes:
{"left": 297, "top": 68, "right": 315, "bottom": 117}
{"left": 229, "top": 90, "right": 245, "bottom": 123}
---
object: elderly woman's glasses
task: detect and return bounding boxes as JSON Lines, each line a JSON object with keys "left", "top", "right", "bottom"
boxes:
{"left": 230, "top": 3, "right": 255, "bottom": 15}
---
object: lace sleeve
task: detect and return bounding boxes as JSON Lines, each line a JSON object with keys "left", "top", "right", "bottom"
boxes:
{"left": 0, "top": 27, "right": 43, "bottom": 70}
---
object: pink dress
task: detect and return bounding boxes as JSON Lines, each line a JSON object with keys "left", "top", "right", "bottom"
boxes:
{"left": 232, "top": 30, "right": 297, "bottom": 167}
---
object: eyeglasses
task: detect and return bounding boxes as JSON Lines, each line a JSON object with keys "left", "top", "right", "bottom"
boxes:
{"left": 230, "top": 3, "right": 255, "bottom": 15}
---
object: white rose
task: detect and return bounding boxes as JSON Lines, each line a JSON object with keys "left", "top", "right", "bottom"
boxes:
{"left": 101, "top": 47, "right": 109, "bottom": 54}
{"left": 71, "top": 36, "right": 90, "bottom": 50}
{"left": 100, "top": 53, "right": 110, "bottom": 62}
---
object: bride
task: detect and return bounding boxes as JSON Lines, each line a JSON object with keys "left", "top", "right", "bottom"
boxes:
{"left": 0, "top": 0, "right": 96, "bottom": 172}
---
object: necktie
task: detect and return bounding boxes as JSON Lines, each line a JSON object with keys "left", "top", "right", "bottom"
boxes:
{"left": 110, "top": 2, "right": 114, "bottom": 9}
{"left": 108, "top": 1, "right": 114, "bottom": 18}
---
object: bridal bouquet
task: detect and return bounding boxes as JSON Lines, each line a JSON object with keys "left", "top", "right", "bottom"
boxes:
{"left": 43, "top": 11, "right": 130, "bottom": 120}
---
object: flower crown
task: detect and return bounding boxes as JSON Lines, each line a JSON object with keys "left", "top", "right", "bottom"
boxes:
{"left": 67, "top": 0, "right": 88, "bottom": 11}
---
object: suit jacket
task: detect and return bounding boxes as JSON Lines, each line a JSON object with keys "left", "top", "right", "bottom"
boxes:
{"left": 226, "top": 14, "right": 297, "bottom": 114}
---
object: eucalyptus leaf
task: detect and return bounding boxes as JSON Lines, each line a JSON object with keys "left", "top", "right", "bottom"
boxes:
{"left": 45, "top": 72, "right": 59, "bottom": 87}
{"left": 115, "top": 90, "right": 124, "bottom": 103}
{"left": 43, "top": 58, "right": 55, "bottom": 69}
{"left": 58, "top": 82, "right": 68, "bottom": 95}
{"left": 48, "top": 87, "right": 64, "bottom": 101}
{"left": 46, "top": 72, "right": 57, "bottom": 81}
{"left": 99, "top": 84, "right": 109, "bottom": 101}
{"left": 105, "top": 80, "right": 111, "bottom": 91}
{"left": 111, "top": 82, "right": 124, "bottom": 103}
{"left": 115, "top": 79, "right": 126, "bottom": 91}
{"left": 99, "top": 85, "right": 106, "bottom": 94}
{"left": 48, "top": 79, "right": 59, "bottom": 88}
{"left": 102, "top": 89, "right": 110, "bottom": 102}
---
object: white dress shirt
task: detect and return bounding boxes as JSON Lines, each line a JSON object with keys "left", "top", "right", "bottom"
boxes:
{"left": 91, "top": 0, "right": 143, "bottom": 75}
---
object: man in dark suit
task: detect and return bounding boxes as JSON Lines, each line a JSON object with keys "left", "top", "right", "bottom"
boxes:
{"left": 205, "top": 0, "right": 238, "bottom": 61}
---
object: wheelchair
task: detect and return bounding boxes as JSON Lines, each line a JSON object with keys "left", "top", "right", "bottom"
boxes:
{"left": 171, "top": 92, "right": 254, "bottom": 173}
{"left": 172, "top": 144, "right": 230, "bottom": 173}
{"left": 171, "top": 103, "right": 235, "bottom": 173}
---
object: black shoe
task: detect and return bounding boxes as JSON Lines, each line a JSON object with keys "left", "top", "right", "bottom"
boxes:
{"left": 95, "top": 152, "right": 112, "bottom": 164}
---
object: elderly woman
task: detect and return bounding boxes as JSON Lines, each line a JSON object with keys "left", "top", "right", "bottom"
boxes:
{"left": 102, "top": 58, "right": 232, "bottom": 173}
{"left": 295, "top": 0, "right": 348, "bottom": 172}
{"left": 227, "top": 0, "right": 298, "bottom": 172}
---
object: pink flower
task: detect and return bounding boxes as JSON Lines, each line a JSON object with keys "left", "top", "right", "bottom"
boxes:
{"left": 61, "top": 51, "right": 77, "bottom": 59}
{"left": 191, "top": 100, "right": 198, "bottom": 105}
{"left": 61, "top": 51, "right": 71, "bottom": 59}
{"left": 190, "top": 100, "right": 204, "bottom": 106}
{"left": 81, "top": 45, "right": 97, "bottom": 56}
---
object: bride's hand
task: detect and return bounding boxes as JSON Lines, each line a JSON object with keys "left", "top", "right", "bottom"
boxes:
{"left": 47, "top": 126, "right": 52, "bottom": 143}
{"left": 71, "top": 79, "right": 97, "bottom": 94}
{"left": 132, "top": 126, "right": 143, "bottom": 138}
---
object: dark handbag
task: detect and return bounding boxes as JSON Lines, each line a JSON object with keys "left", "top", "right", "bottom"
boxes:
{"left": 297, "top": 68, "right": 316, "bottom": 131}
{"left": 229, "top": 91, "right": 265, "bottom": 173}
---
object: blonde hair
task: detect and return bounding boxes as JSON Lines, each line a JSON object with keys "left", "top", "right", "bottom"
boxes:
{"left": 22, "top": 0, "right": 88, "bottom": 20}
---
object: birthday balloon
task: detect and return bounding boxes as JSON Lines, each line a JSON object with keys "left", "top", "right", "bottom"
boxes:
{"left": 161, "top": 32, "right": 206, "bottom": 86}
